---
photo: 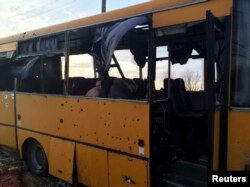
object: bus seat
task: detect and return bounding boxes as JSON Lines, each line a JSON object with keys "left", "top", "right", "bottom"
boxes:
{"left": 174, "top": 78, "right": 192, "bottom": 111}
{"left": 68, "top": 77, "right": 99, "bottom": 95}
{"left": 108, "top": 78, "right": 144, "bottom": 100}
{"left": 133, "top": 78, "right": 147, "bottom": 99}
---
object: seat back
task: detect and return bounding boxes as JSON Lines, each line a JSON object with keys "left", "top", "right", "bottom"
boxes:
{"left": 164, "top": 78, "right": 186, "bottom": 115}
{"left": 175, "top": 78, "right": 192, "bottom": 111}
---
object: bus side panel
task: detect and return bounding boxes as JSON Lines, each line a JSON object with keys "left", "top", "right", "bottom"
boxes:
{"left": 0, "top": 42, "right": 17, "bottom": 52}
{"left": 49, "top": 138, "right": 75, "bottom": 184}
{"left": 153, "top": 0, "right": 232, "bottom": 28}
{"left": 0, "top": 125, "right": 16, "bottom": 148}
{"left": 16, "top": 94, "right": 150, "bottom": 158}
{"left": 0, "top": 92, "right": 16, "bottom": 148}
{"left": 109, "top": 152, "right": 148, "bottom": 187}
{"left": 0, "top": 92, "right": 15, "bottom": 125}
{"left": 76, "top": 143, "right": 108, "bottom": 187}
{"left": 228, "top": 111, "right": 250, "bottom": 170}
{"left": 213, "top": 110, "right": 220, "bottom": 171}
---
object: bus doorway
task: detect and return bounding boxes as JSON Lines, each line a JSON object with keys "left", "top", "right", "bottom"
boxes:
{"left": 150, "top": 11, "right": 230, "bottom": 186}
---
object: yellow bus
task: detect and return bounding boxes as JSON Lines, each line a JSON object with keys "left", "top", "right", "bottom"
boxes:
{"left": 0, "top": 0, "right": 249, "bottom": 186}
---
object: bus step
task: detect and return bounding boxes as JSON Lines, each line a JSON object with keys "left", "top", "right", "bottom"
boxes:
{"left": 162, "top": 177, "right": 207, "bottom": 187}
{"left": 170, "top": 160, "right": 207, "bottom": 182}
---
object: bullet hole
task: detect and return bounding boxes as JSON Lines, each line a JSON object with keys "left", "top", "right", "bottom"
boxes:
{"left": 138, "top": 139, "right": 144, "bottom": 147}
{"left": 61, "top": 104, "right": 64, "bottom": 106}
{"left": 123, "top": 124, "right": 126, "bottom": 128}
{"left": 59, "top": 119, "right": 64, "bottom": 124}
{"left": 94, "top": 132, "right": 97, "bottom": 135}
{"left": 17, "top": 114, "right": 21, "bottom": 120}
{"left": 58, "top": 170, "right": 63, "bottom": 173}
{"left": 137, "top": 118, "right": 140, "bottom": 122}
{"left": 80, "top": 135, "right": 82, "bottom": 138}
{"left": 129, "top": 146, "right": 132, "bottom": 150}
{"left": 80, "top": 108, "right": 83, "bottom": 112}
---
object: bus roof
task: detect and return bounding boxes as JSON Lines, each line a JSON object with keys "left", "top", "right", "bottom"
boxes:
{"left": 0, "top": 0, "right": 232, "bottom": 45}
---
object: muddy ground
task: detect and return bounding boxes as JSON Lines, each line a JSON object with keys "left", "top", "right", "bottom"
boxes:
{"left": 0, "top": 146, "right": 71, "bottom": 187}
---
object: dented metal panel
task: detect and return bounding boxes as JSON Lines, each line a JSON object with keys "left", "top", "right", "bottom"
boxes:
{"left": 109, "top": 152, "right": 148, "bottom": 187}
{"left": 16, "top": 93, "right": 150, "bottom": 158}
{"left": 76, "top": 143, "right": 108, "bottom": 187}
{"left": 49, "top": 138, "right": 75, "bottom": 183}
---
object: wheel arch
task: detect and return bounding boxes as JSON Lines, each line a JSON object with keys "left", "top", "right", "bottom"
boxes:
{"left": 21, "top": 137, "right": 45, "bottom": 160}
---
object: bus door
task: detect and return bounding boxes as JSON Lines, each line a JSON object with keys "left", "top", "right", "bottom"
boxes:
{"left": 206, "top": 11, "right": 231, "bottom": 172}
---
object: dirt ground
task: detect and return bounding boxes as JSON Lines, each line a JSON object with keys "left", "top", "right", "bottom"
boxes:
{"left": 0, "top": 146, "right": 69, "bottom": 187}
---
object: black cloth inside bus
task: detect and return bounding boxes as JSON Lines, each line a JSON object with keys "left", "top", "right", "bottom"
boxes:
{"left": 91, "top": 16, "right": 148, "bottom": 78}
{"left": 0, "top": 56, "right": 38, "bottom": 90}
{"left": 19, "top": 35, "right": 63, "bottom": 55}
{"left": 0, "top": 55, "right": 62, "bottom": 93}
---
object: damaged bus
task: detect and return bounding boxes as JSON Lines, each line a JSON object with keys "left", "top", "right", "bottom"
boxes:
{"left": 0, "top": 0, "right": 248, "bottom": 186}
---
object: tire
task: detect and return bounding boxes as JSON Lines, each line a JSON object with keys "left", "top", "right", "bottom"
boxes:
{"left": 26, "top": 141, "right": 48, "bottom": 175}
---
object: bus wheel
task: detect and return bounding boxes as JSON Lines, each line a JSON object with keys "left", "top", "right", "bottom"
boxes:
{"left": 26, "top": 141, "right": 48, "bottom": 175}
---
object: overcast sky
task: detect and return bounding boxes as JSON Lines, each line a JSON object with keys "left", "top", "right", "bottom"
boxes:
{"left": 0, "top": 0, "right": 148, "bottom": 38}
